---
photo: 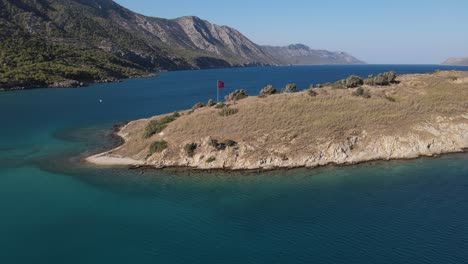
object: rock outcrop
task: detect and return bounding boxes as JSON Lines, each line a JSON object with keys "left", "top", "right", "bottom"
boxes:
{"left": 87, "top": 116, "right": 468, "bottom": 170}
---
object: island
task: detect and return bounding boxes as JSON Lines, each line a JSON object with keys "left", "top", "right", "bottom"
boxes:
{"left": 87, "top": 71, "right": 468, "bottom": 170}
{"left": 442, "top": 57, "right": 468, "bottom": 66}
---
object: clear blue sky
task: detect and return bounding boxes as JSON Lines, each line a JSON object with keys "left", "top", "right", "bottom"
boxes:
{"left": 114, "top": 0, "right": 468, "bottom": 64}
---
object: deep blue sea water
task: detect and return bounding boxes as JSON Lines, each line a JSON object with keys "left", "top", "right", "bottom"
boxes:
{"left": 1, "top": 65, "right": 468, "bottom": 264}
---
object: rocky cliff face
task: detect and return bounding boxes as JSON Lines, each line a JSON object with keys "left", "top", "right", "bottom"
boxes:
{"left": 0, "top": 0, "right": 365, "bottom": 89}
{"left": 442, "top": 57, "right": 468, "bottom": 66}
{"left": 134, "top": 15, "right": 277, "bottom": 66}
{"left": 88, "top": 115, "right": 467, "bottom": 170}
{"left": 262, "top": 44, "right": 365, "bottom": 65}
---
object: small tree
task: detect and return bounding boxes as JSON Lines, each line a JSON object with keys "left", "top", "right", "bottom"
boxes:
{"left": 259, "top": 85, "right": 278, "bottom": 97}
{"left": 225, "top": 89, "right": 248, "bottom": 101}
{"left": 282, "top": 84, "right": 297, "bottom": 93}
{"left": 374, "top": 71, "right": 398, "bottom": 86}
{"left": 364, "top": 75, "right": 375, "bottom": 86}
{"left": 344, "top": 75, "right": 364, "bottom": 88}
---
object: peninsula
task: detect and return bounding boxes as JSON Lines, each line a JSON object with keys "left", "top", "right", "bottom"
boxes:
{"left": 0, "top": 0, "right": 363, "bottom": 90}
{"left": 87, "top": 71, "right": 468, "bottom": 170}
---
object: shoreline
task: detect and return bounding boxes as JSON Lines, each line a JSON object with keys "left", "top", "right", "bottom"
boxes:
{"left": 0, "top": 73, "right": 156, "bottom": 92}
{"left": 4, "top": 64, "right": 468, "bottom": 92}
{"left": 0, "top": 63, "right": 274, "bottom": 92}
{"left": 85, "top": 117, "right": 468, "bottom": 172}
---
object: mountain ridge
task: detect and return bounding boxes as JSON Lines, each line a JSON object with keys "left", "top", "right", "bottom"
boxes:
{"left": 0, "top": 0, "right": 364, "bottom": 90}
{"left": 262, "top": 44, "right": 365, "bottom": 65}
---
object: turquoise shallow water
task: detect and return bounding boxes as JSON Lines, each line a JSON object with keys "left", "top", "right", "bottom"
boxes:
{"left": 1, "top": 65, "right": 468, "bottom": 263}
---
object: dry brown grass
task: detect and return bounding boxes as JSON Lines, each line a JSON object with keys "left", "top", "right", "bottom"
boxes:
{"left": 112, "top": 71, "right": 468, "bottom": 159}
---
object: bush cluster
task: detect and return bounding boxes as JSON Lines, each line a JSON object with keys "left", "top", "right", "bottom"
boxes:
{"left": 282, "top": 84, "right": 297, "bottom": 93}
{"left": 208, "top": 139, "right": 238, "bottom": 150}
{"left": 259, "top": 85, "right": 279, "bottom": 97}
{"left": 143, "top": 113, "right": 179, "bottom": 138}
{"left": 352, "top": 87, "right": 371, "bottom": 98}
{"left": 184, "top": 143, "right": 197, "bottom": 157}
{"left": 365, "top": 71, "right": 398, "bottom": 86}
{"left": 225, "top": 89, "right": 248, "bottom": 101}
{"left": 344, "top": 75, "right": 364, "bottom": 88}
{"left": 149, "top": 141, "right": 168, "bottom": 155}
{"left": 219, "top": 107, "right": 239, "bottom": 117}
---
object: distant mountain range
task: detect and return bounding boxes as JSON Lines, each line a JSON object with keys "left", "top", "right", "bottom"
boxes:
{"left": 0, "top": 0, "right": 364, "bottom": 89}
{"left": 442, "top": 57, "right": 468, "bottom": 66}
{"left": 262, "top": 44, "right": 364, "bottom": 65}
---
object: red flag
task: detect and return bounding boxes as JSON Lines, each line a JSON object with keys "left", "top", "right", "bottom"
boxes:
{"left": 217, "top": 80, "right": 225, "bottom": 89}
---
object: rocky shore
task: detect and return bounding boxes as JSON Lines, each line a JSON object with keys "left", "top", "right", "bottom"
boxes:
{"left": 86, "top": 71, "right": 468, "bottom": 171}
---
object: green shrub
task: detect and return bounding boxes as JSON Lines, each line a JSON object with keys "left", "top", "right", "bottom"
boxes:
{"left": 316, "top": 84, "right": 323, "bottom": 88}
{"left": 219, "top": 107, "right": 239, "bottom": 117}
{"left": 143, "top": 113, "right": 179, "bottom": 138}
{"left": 225, "top": 89, "right": 248, "bottom": 101}
{"left": 353, "top": 87, "right": 364, "bottom": 96}
{"left": 259, "top": 85, "right": 278, "bottom": 97}
{"left": 307, "top": 89, "right": 318, "bottom": 97}
{"left": 344, "top": 75, "right": 364, "bottom": 88}
{"left": 364, "top": 75, "right": 376, "bottom": 86}
{"left": 192, "top": 102, "right": 206, "bottom": 110}
{"left": 149, "top": 141, "right": 168, "bottom": 154}
{"left": 282, "top": 83, "right": 297, "bottom": 93}
{"left": 352, "top": 87, "right": 371, "bottom": 98}
{"left": 206, "top": 156, "right": 216, "bottom": 163}
{"left": 363, "top": 72, "right": 398, "bottom": 86}
{"left": 184, "top": 143, "right": 197, "bottom": 157}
